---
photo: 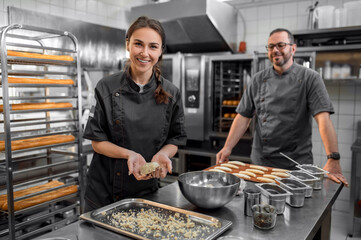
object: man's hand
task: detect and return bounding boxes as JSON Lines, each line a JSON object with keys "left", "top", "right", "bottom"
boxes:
{"left": 150, "top": 152, "right": 172, "bottom": 179}
{"left": 323, "top": 159, "right": 348, "bottom": 187}
{"left": 127, "top": 151, "right": 151, "bottom": 180}
{"left": 216, "top": 146, "right": 232, "bottom": 165}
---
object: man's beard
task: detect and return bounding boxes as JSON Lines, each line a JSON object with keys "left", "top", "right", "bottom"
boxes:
{"left": 270, "top": 50, "right": 292, "bottom": 67}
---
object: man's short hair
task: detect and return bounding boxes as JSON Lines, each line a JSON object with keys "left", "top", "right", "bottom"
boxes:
{"left": 269, "top": 28, "right": 294, "bottom": 44}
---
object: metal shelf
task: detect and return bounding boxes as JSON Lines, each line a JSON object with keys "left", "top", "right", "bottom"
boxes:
{"left": 6, "top": 107, "right": 77, "bottom": 114}
{"left": 2, "top": 84, "right": 76, "bottom": 88}
{"left": 5, "top": 70, "right": 77, "bottom": 76}
{"left": 6, "top": 42, "right": 76, "bottom": 53}
{"left": 0, "top": 23, "right": 84, "bottom": 240}
{"left": 5, "top": 56, "right": 76, "bottom": 66}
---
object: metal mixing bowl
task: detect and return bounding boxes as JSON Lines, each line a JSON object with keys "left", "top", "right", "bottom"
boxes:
{"left": 178, "top": 171, "right": 240, "bottom": 209}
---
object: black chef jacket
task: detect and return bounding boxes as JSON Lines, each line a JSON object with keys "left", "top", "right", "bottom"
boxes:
{"left": 83, "top": 70, "right": 187, "bottom": 210}
{"left": 237, "top": 62, "right": 334, "bottom": 169}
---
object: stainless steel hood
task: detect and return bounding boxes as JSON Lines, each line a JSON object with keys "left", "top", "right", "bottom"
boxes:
{"left": 130, "top": 0, "right": 237, "bottom": 53}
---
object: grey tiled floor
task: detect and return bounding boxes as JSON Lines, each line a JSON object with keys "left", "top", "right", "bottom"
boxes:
{"left": 332, "top": 210, "right": 361, "bottom": 240}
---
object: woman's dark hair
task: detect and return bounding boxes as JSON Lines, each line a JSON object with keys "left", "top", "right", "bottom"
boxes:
{"left": 126, "top": 16, "right": 171, "bottom": 104}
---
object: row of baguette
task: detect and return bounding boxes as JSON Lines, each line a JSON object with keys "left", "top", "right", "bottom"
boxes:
{"left": 206, "top": 161, "right": 290, "bottom": 183}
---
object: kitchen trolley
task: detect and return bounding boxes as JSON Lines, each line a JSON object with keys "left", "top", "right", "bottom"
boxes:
{"left": 0, "top": 24, "right": 85, "bottom": 239}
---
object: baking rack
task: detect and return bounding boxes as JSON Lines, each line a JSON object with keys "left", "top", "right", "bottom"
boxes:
{"left": 0, "top": 24, "right": 85, "bottom": 240}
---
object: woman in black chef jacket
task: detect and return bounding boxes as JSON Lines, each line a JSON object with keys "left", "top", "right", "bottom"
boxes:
{"left": 82, "top": 16, "right": 187, "bottom": 212}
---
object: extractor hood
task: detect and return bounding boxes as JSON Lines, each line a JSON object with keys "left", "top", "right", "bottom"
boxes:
{"left": 130, "top": 0, "right": 237, "bottom": 53}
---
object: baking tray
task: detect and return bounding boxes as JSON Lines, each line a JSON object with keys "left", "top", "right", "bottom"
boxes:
{"left": 80, "top": 198, "right": 232, "bottom": 240}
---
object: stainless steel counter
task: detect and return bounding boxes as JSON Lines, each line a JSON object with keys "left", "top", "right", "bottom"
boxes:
{"left": 35, "top": 178, "right": 343, "bottom": 240}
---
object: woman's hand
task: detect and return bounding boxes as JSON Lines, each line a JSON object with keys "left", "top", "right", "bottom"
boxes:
{"left": 150, "top": 152, "right": 172, "bottom": 179}
{"left": 127, "top": 151, "right": 152, "bottom": 180}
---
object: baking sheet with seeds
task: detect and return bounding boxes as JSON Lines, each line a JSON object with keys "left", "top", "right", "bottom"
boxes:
{"left": 205, "top": 163, "right": 289, "bottom": 183}
{"left": 80, "top": 198, "right": 232, "bottom": 240}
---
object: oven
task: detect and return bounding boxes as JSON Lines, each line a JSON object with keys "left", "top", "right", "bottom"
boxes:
{"left": 160, "top": 53, "right": 182, "bottom": 90}
{"left": 182, "top": 54, "right": 208, "bottom": 141}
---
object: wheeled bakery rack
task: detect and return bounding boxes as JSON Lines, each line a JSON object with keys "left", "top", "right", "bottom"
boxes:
{"left": 0, "top": 24, "right": 85, "bottom": 239}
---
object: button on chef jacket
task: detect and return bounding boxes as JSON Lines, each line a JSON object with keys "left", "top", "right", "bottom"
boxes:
{"left": 237, "top": 62, "right": 334, "bottom": 169}
{"left": 83, "top": 69, "right": 187, "bottom": 210}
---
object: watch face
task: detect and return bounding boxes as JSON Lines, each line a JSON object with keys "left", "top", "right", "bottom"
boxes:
{"left": 328, "top": 152, "right": 340, "bottom": 160}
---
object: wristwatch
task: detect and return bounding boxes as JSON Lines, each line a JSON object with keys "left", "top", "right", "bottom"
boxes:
{"left": 327, "top": 152, "right": 340, "bottom": 160}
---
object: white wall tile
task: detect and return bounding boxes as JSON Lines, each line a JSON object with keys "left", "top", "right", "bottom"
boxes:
{"left": 4, "top": 0, "right": 21, "bottom": 10}
{"left": 297, "top": 0, "right": 313, "bottom": 16}
{"left": 339, "top": 143, "right": 353, "bottom": 159}
{"left": 339, "top": 83, "right": 356, "bottom": 100}
{"left": 20, "top": 0, "right": 36, "bottom": 11}
{"left": 245, "top": 20, "right": 258, "bottom": 34}
{"left": 75, "top": 10, "right": 86, "bottom": 21}
{"left": 36, "top": 1, "right": 50, "bottom": 14}
{"left": 63, "top": 0, "right": 75, "bottom": 9}
{"left": 338, "top": 100, "right": 355, "bottom": 115}
{"left": 241, "top": 7, "right": 258, "bottom": 21}
{"left": 269, "top": 18, "right": 284, "bottom": 31}
{"left": 296, "top": 15, "right": 308, "bottom": 29}
{"left": 338, "top": 114, "right": 354, "bottom": 130}
{"left": 50, "top": 4, "right": 63, "bottom": 17}
{"left": 330, "top": 114, "right": 338, "bottom": 129}
{"left": 270, "top": 4, "right": 284, "bottom": 19}
{"left": 87, "top": 0, "right": 98, "bottom": 15}
{"left": 283, "top": 2, "right": 298, "bottom": 17}
{"left": 257, "top": 5, "right": 270, "bottom": 20}
{"left": 63, "top": 7, "right": 75, "bottom": 19}
{"left": 283, "top": 16, "right": 297, "bottom": 31}
{"left": 50, "top": 0, "right": 63, "bottom": 7}
{"left": 75, "top": 0, "right": 86, "bottom": 12}
{"left": 257, "top": 19, "right": 270, "bottom": 33}
{"left": 338, "top": 129, "right": 354, "bottom": 144}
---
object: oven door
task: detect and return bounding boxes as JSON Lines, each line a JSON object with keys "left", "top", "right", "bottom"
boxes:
{"left": 160, "top": 53, "right": 183, "bottom": 90}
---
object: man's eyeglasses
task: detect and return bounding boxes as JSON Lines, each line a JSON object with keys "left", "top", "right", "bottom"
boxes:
{"left": 265, "top": 42, "right": 293, "bottom": 51}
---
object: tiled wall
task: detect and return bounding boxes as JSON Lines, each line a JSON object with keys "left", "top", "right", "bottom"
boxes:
{"left": 1, "top": 0, "right": 359, "bottom": 214}
{"left": 0, "top": 0, "right": 148, "bottom": 29}
{"left": 238, "top": 0, "right": 361, "bottom": 213}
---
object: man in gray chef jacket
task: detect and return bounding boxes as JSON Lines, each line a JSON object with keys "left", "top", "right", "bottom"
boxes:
{"left": 216, "top": 28, "right": 348, "bottom": 186}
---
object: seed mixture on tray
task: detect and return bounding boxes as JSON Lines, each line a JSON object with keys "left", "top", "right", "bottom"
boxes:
{"left": 95, "top": 205, "right": 220, "bottom": 240}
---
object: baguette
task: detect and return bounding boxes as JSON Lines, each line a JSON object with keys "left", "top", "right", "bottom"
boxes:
{"left": 249, "top": 165, "right": 268, "bottom": 171}
{"left": 0, "top": 181, "right": 64, "bottom": 209}
{"left": 3, "top": 77, "right": 74, "bottom": 85}
{"left": 233, "top": 173, "right": 251, "bottom": 179}
{"left": 2, "top": 185, "right": 78, "bottom": 211}
{"left": 214, "top": 166, "right": 232, "bottom": 172}
{"left": 221, "top": 163, "right": 239, "bottom": 169}
{"left": 238, "top": 170, "right": 256, "bottom": 177}
{"left": 0, "top": 102, "right": 73, "bottom": 112}
{"left": 0, "top": 135, "right": 75, "bottom": 151}
{"left": 228, "top": 161, "right": 246, "bottom": 166}
{"left": 270, "top": 172, "right": 290, "bottom": 178}
{"left": 7, "top": 50, "right": 74, "bottom": 62}
{"left": 208, "top": 168, "right": 225, "bottom": 173}
{"left": 256, "top": 177, "right": 275, "bottom": 183}
{"left": 245, "top": 169, "right": 265, "bottom": 175}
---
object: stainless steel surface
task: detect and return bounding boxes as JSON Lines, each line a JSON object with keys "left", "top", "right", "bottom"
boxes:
{"left": 255, "top": 183, "right": 292, "bottom": 215}
{"left": 178, "top": 171, "right": 240, "bottom": 209}
{"left": 288, "top": 170, "right": 320, "bottom": 195}
{"left": 130, "top": 0, "right": 237, "bottom": 53}
{"left": 0, "top": 24, "right": 84, "bottom": 239}
{"left": 296, "top": 165, "right": 328, "bottom": 190}
{"left": 182, "top": 54, "right": 207, "bottom": 140}
{"left": 80, "top": 198, "right": 232, "bottom": 240}
{"left": 243, "top": 188, "right": 261, "bottom": 217}
{"left": 276, "top": 178, "right": 311, "bottom": 207}
{"left": 9, "top": 7, "right": 125, "bottom": 69}
{"left": 35, "top": 178, "right": 343, "bottom": 240}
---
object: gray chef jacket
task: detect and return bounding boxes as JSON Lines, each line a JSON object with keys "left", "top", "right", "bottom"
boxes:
{"left": 83, "top": 70, "right": 187, "bottom": 210}
{"left": 237, "top": 62, "right": 334, "bottom": 169}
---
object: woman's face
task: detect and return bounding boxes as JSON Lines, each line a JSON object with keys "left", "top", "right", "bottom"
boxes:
{"left": 126, "top": 27, "right": 163, "bottom": 77}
